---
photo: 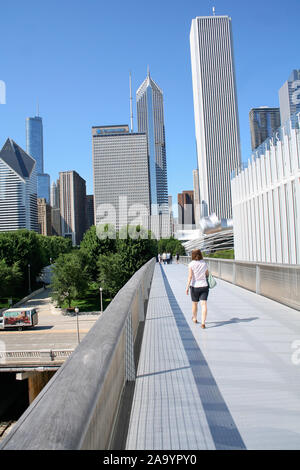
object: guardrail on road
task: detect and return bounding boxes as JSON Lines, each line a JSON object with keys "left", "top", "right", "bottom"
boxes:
{"left": 0, "top": 349, "right": 74, "bottom": 366}
{"left": 0, "top": 257, "right": 156, "bottom": 450}
{"left": 179, "top": 256, "right": 300, "bottom": 311}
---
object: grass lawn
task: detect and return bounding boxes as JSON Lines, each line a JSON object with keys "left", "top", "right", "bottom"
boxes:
{"left": 0, "top": 297, "right": 23, "bottom": 309}
{"left": 206, "top": 249, "right": 234, "bottom": 259}
{"left": 60, "top": 289, "right": 111, "bottom": 313}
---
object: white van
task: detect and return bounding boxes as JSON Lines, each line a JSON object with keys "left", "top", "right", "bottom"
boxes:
{"left": 0, "top": 307, "right": 38, "bottom": 331}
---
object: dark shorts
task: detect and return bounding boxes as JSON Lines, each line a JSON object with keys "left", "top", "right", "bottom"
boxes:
{"left": 190, "top": 286, "right": 209, "bottom": 302}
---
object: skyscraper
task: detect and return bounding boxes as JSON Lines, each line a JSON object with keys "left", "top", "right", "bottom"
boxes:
{"left": 50, "top": 179, "right": 61, "bottom": 236}
{"left": 178, "top": 191, "right": 195, "bottom": 227}
{"left": 136, "top": 71, "right": 168, "bottom": 214}
{"left": 50, "top": 180, "right": 59, "bottom": 208}
{"left": 190, "top": 14, "right": 241, "bottom": 220}
{"left": 26, "top": 116, "right": 44, "bottom": 174}
{"left": 193, "top": 169, "right": 201, "bottom": 227}
{"left": 92, "top": 125, "right": 150, "bottom": 232}
{"left": 37, "top": 198, "right": 52, "bottom": 236}
{"left": 86, "top": 195, "right": 94, "bottom": 230}
{"left": 0, "top": 138, "right": 38, "bottom": 232}
{"left": 279, "top": 70, "right": 300, "bottom": 125}
{"left": 59, "top": 170, "right": 87, "bottom": 245}
{"left": 26, "top": 115, "right": 50, "bottom": 202}
{"left": 249, "top": 107, "right": 281, "bottom": 151}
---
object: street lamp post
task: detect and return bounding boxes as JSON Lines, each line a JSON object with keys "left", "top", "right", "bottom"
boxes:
{"left": 99, "top": 287, "right": 103, "bottom": 314}
{"left": 28, "top": 264, "right": 31, "bottom": 294}
{"left": 75, "top": 307, "right": 80, "bottom": 344}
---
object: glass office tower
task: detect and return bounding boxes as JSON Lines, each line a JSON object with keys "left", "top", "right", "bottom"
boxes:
{"left": 26, "top": 116, "right": 44, "bottom": 173}
{"left": 26, "top": 115, "right": 50, "bottom": 202}
{"left": 249, "top": 107, "right": 281, "bottom": 151}
{"left": 136, "top": 71, "right": 168, "bottom": 214}
{"left": 190, "top": 15, "right": 241, "bottom": 220}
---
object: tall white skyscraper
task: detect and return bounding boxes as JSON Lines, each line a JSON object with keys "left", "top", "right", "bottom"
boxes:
{"left": 190, "top": 15, "right": 241, "bottom": 220}
{"left": 136, "top": 71, "right": 168, "bottom": 214}
{"left": 0, "top": 138, "right": 38, "bottom": 232}
{"left": 279, "top": 70, "right": 300, "bottom": 125}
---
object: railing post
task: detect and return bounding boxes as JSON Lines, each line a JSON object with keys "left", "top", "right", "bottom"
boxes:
{"left": 232, "top": 262, "right": 236, "bottom": 285}
{"left": 138, "top": 284, "right": 145, "bottom": 322}
{"left": 125, "top": 312, "right": 135, "bottom": 381}
{"left": 256, "top": 264, "right": 261, "bottom": 295}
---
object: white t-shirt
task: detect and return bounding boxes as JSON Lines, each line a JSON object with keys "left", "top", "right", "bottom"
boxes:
{"left": 188, "top": 260, "right": 208, "bottom": 287}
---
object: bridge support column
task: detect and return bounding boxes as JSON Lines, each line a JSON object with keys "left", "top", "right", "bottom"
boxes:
{"left": 26, "top": 371, "right": 56, "bottom": 404}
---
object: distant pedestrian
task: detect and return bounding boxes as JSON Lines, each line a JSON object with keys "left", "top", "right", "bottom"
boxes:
{"left": 162, "top": 252, "right": 167, "bottom": 265}
{"left": 186, "top": 249, "right": 209, "bottom": 328}
{"left": 158, "top": 253, "right": 161, "bottom": 264}
{"left": 166, "top": 252, "right": 171, "bottom": 264}
{"left": 175, "top": 253, "right": 179, "bottom": 264}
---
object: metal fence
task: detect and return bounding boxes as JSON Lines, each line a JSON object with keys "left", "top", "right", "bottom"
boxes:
{"left": 179, "top": 256, "right": 300, "bottom": 311}
{"left": 0, "top": 258, "right": 156, "bottom": 450}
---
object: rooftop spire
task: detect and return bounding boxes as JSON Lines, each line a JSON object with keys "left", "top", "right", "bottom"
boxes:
{"left": 129, "top": 71, "right": 133, "bottom": 133}
{"left": 147, "top": 65, "right": 150, "bottom": 78}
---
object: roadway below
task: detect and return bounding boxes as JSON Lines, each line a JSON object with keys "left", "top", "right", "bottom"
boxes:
{"left": 0, "top": 288, "right": 99, "bottom": 353}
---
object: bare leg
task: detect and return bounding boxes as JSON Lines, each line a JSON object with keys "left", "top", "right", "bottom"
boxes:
{"left": 192, "top": 302, "right": 198, "bottom": 322}
{"left": 200, "top": 300, "right": 207, "bottom": 326}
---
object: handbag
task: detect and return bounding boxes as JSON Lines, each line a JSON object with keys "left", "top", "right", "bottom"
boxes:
{"left": 207, "top": 272, "right": 217, "bottom": 289}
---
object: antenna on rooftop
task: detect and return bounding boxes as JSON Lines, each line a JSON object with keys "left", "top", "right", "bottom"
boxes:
{"left": 36, "top": 100, "right": 39, "bottom": 117}
{"left": 129, "top": 71, "right": 133, "bottom": 133}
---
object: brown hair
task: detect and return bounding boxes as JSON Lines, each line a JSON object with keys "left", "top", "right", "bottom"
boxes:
{"left": 191, "top": 249, "right": 203, "bottom": 261}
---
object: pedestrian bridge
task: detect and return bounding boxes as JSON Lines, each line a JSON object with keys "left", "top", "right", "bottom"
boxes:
{"left": 1, "top": 259, "right": 300, "bottom": 450}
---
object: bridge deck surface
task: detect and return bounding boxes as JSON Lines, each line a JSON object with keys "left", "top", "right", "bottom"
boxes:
{"left": 126, "top": 263, "right": 300, "bottom": 450}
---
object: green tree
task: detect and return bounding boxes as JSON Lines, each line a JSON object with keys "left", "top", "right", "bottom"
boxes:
{"left": 97, "top": 253, "right": 129, "bottom": 298}
{"left": 37, "top": 234, "right": 72, "bottom": 264}
{"left": 80, "top": 225, "right": 117, "bottom": 281}
{"left": 158, "top": 237, "right": 185, "bottom": 256}
{"left": 97, "top": 225, "right": 157, "bottom": 298}
{"left": 50, "top": 251, "right": 90, "bottom": 308}
{"left": 0, "top": 230, "right": 45, "bottom": 292}
{"left": 0, "top": 260, "right": 23, "bottom": 298}
{"left": 117, "top": 225, "right": 157, "bottom": 273}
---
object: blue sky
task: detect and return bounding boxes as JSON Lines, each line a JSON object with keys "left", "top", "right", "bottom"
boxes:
{"left": 0, "top": 0, "right": 299, "bottom": 206}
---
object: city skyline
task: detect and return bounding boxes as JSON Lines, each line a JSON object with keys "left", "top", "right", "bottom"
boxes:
{"left": 0, "top": 0, "right": 299, "bottom": 210}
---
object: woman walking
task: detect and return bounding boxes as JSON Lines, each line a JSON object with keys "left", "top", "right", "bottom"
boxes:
{"left": 185, "top": 249, "right": 209, "bottom": 328}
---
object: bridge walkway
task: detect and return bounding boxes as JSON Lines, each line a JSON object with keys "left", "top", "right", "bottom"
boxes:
{"left": 126, "top": 262, "right": 300, "bottom": 450}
